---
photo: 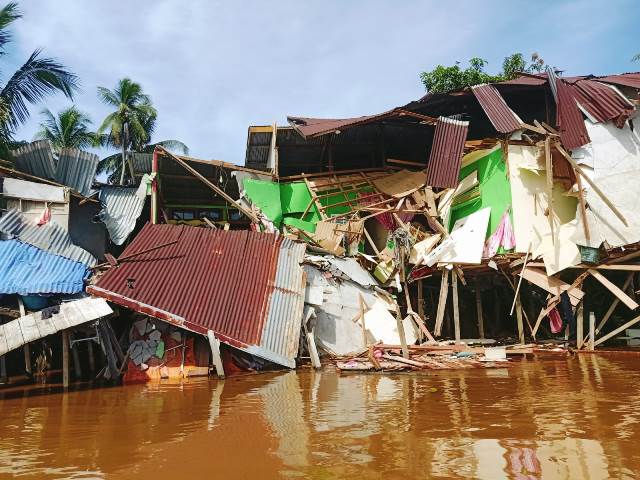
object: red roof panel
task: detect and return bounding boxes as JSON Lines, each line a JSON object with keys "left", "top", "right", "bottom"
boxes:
{"left": 87, "top": 223, "right": 307, "bottom": 367}
{"left": 426, "top": 117, "right": 469, "bottom": 188}
{"left": 555, "top": 78, "right": 590, "bottom": 150}
{"left": 471, "top": 84, "right": 523, "bottom": 133}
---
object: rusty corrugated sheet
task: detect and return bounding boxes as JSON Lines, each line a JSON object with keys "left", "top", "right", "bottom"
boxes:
{"left": 471, "top": 84, "right": 523, "bottom": 133}
{"left": 288, "top": 108, "right": 436, "bottom": 138}
{"left": 87, "top": 223, "right": 306, "bottom": 367}
{"left": 426, "top": 117, "right": 469, "bottom": 188}
{"left": 555, "top": 78, "right": 590, "bottom": 150}
{"left": 598, "top": 72, "right": 640, "bottom": 89}
{"left": 571, "top": 80, "right": 634, "bottom": 127}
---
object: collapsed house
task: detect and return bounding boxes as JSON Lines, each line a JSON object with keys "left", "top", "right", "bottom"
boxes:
{"left": 1, "top": 70, "right": 640, "bottom": 387}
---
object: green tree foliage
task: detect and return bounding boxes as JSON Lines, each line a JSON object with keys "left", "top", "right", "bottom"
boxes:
{"left": 34, "top": 106, "right": 97, "bottom": 153}
{"left": 97, "top": 78, "right": 188, "bottom": 184}
{"left": 0, "top": 2, "right": 79, "bottom": 158}
{"left": 420, "top": 52, "right": 545, "bottom": 93}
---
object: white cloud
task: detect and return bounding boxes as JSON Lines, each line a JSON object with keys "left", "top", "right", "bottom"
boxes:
{"left": 7, "top": 0, "right": 639, "bottom": 164}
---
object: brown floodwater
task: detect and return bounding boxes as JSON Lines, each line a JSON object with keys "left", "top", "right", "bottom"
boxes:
{"left": 0, "top": 354, "right": 638, "bottom": 479}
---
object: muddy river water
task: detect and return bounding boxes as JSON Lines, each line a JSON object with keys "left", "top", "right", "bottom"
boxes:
{"left": 0, "top": 354, "right": 638, "bottom": 479}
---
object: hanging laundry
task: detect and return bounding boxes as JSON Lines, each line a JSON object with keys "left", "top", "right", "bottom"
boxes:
{"left": 36, "top": 204, "right": 51, "bottom": 226}
{"left": 483, "top": 209, "right": 515, "bottom": 258}
{"left": 548, "top": 308, "right": 563, "bottom": 334}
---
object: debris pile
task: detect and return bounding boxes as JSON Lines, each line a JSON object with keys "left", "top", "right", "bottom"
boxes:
{"left": 1, "top": 70, "right": 640, "bottom": 387}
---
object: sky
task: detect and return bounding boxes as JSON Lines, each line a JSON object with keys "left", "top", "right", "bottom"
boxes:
{"left": 6, "top": 0, "right": 640, "bottom": 164}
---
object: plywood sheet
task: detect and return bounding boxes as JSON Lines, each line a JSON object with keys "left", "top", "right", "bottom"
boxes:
{"left": 439, "top": 207, "right": 491, "bottom": 265}
{"left": 372, "top": 170, "right": 426, "bottom": 198}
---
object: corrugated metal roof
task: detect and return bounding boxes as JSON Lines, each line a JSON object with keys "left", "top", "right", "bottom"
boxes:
{"left": 87, "top": 223, "right": 307, "bottom": 368}
{"left": 0, "top": 209, "right": 96, "bottom": 266}
{"left": 426, "top": 117, "right": 469, "bottom": 188}
{"left": 571, "top": 80, "right": 634, "bottom": 126}
{"left": 55, "top": 147, "right": 99, "bottom": 197}
{"left": 555, "top": 77, "right": 591, "bottom": 150}
{"left": 97, "top": 185, "right": 146, "bottom": 245}
{"left": 287, "top": 108, "right": 436, "bottom": 138}
{"left": 0, "top": 239, "right": 89, "bottom": 294}
{"left": 598, "top": 72, "right": 640, "bottom": 89}
{"left": 131, "top": 153, "right": 153, "bottom": 175}
{"left": 471, "top": 84, "right": 523, "bottom": 133}
{"left": 11, "top": 140, "right": 56, "bottom": 180}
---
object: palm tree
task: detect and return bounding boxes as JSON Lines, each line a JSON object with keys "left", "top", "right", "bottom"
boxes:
{"left": 34, "top": 106, "right": 97, "bottom": 153}
{"left": 97, "top": 78, "right": 188, "bottom": 184}
{"left": 0, "top": 3, "right": 78, "bottom": 158}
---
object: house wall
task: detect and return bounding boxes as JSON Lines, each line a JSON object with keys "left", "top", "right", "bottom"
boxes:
{"left": 68, "top": 198, "right": 106, "bottom": 261}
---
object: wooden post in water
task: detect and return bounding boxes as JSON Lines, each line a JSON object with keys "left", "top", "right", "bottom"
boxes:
{"left": 515, "top": 297, "right": 525, "bottom": 345}
{"left": 576, "top": 302, "right": 584, "bottom": 350}
{"left": 0, "top": 356, "right": 6, "bottom": 384}
{"left": 70, "top": 333, "right": 82, "bottom": 379}
{"left": 87, "top": 339, "right": 96, "bottom": 373}
{"left": 207, "top": 330, "right": 225, "bottom": 379}
{"left": 452, "top": 271, "right": 461, "bottom": 344}
{"left": 62, "top": 330, "right": 70, "bottom": 388}
{"left": 588, "top": 312, "right": 596, "bottom": 351}
{"left": 475, "top": 288, "right": 484, "bottom": 339}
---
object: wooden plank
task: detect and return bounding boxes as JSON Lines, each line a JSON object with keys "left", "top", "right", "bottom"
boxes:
{"left": 475, "top": 289, "right": 485, "bottom": 339}
{"left": 521, "top": 267, "right": 584, "bottom": 306}
{"left": 303, "top": 177, "right": 329, "bottom": 220}
{"left": 4, "top": 322, "right": 24, "bottom": 353}
{"left": 207, "top": 330, "right": 225, "bottom": 379}
{"left": 37, "top": 314, "right": 57, "bottom": 338}
{"left": 394, "top": 309, "right": 410, "bottom": 359}
{"left": 510, "top": 242, "right": 532, "bottom": 315}
{"left": 526, "top": 263, "right": 640, "bottom": 271}
{"left": 358, "top": 294, "right": 368, "bottom": 349}
{"left": 0, "top": 325, "right": 8, "bottom": 357}
{"left": 381, "top": 354, "right": 427, "bottom": 368}
{"left": 19, "top": 315, "right": 40, "bottom": 345}
{"left": 595, "top": 313, "right": 640, "bottom": 346}
{"left": 594, "top": 272, "right": 634, "bottom": 335}
{"left": 157, "top": 146, "right": 259, "bottom": 222}
{"left": 434, "top": 270, "right": 449, "bottom": 336}
{"left": 588, "top": 269, "right": 639, "bottom": 310}
{"left": 555, "top": 143, "right": 628, "bottom": 227}
{"left": 452, "top": 271, "right": 461, "bottom": 344}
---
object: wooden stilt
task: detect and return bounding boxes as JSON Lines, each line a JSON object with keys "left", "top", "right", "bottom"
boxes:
{"left": 62, "top": 330, "right": 70, "bottom": 388}
{"left": 594, "top": 272, "right": 634, "bottom": 336}
{"left": 207, "top": 330, "right": 225, "bottom": 379}
{"left": 394, "top": 309, "right": 410, "bottom": 359}
{"left": 0, "top": 356, "right": 6, "bottom": 383}
{"left": 576, "top": 302, "right": 584, "bottom": 350}
{"left": 588, "top": 312, "right": 595, "bottom": 351}
{"left": 306, "top": 330, "right": 321, "bottom": 369}
{"left": 452, "top": 271, "right": 461, "bottom": 344}
{"left": 87, "top": 339, "right": 96, "bottom": 373}
{"left": 515, "top": 297, "right": 525, "bottom": 344}
{"left": 434, "top": 270, "right": 449, "bottom": 336}
{"left": 417, "top": 280, "right": 425, "bottom": 320}
{"left": 71, "top": 334, "right": 82, "bottom": 379}
{"left": 475, "top": 288, "right": 485, "bottom": 339}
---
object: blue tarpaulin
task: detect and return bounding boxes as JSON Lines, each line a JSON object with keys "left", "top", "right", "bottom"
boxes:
{"left": 0, "top": 240, "right": 89, "bottom": 295}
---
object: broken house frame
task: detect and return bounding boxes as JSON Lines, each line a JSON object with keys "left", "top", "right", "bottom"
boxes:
{"left": 1, "top": 70, "right": 640, "bottom": 387}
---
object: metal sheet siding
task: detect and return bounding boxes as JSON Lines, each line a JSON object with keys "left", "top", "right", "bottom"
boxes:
{"left": 87, "top": 224, "right": 307, "bottom": 367}
{"left": 555, "top": 78, "right": 591, "bottom": 150}
{"left": 0, "top": 209, "right": 96, "bottom": 266}
{"left": 426, "top": 117, "right": 469, "bottom": 188}
{"left": 11, "top": 140, "right": 56, "bottom": 180}
{"left": 471, "top": 84, "right": 523, "bottom": 133}
{"left": 55, "top": 147, "right": 99, "bottom": 197}
{"left": 0, "top": 240, "right": 88, "bottom": 294}
{"left": 255, "top": 239, "right": 306, "bottom": 367}
{"left": 97, "top": 186, "right": 146, "bottom": 245}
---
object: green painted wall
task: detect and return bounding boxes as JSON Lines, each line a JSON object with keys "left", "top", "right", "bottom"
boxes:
{"left": 449, "top": 148, "right": 512, "bottom": 239}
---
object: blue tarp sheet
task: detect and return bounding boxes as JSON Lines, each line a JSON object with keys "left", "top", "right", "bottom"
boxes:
{"left": 0, "top": 240, "right": 89, "bottom": 295}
